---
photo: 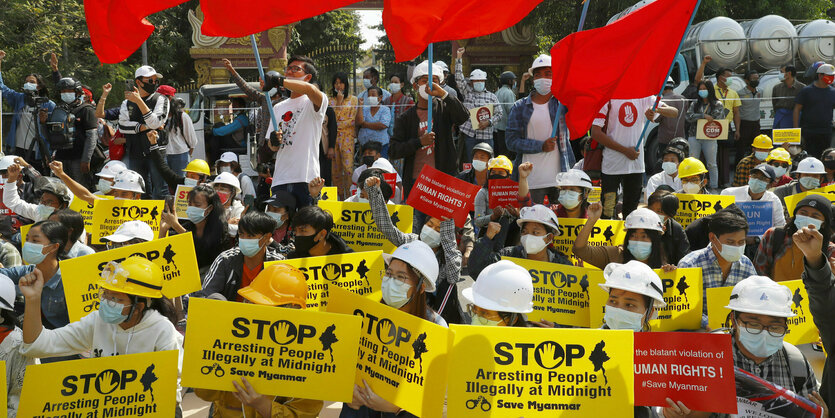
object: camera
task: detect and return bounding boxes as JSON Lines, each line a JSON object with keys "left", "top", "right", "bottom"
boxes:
{"left": 24, "top": 91, "right": 48, "bottom": 107}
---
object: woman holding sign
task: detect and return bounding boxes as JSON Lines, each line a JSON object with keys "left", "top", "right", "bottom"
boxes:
{"left": 161, "top": 185, "right": 230, "bottom": 270}
{"left": 685, "top": 80, "right": 728, "bottom": 191}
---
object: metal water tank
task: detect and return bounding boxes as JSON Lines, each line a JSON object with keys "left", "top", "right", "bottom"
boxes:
{"left": 741, "top": 15, "right": 798, "bottom": 69}
{"left": 796, "top": 20, "right": 835, "bottom": 68}
{"left": 682, "top": 17, "right": 747, "bottom": 73}
{"left": 606, "top": 0, "right": 655, "bottom": 25}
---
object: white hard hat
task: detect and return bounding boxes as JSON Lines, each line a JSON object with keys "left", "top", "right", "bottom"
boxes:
{"left": 470, "top": 69, "right": 487, "bottom": 81}
{"left": 463, "top": 260, "right": 534, "bottom": 313}
{"left": 725, "top": 276, "right": 796, "bottom": 318}
{"left": 135, "top": 65, "right": 163, "bottom": 79}
{"left": 556, "top": 169, "right": 593, "bottom": 190}
{"left": 529, "top": 54, "right": 552, "bottom": 73}
{"left": 0, "top": 156, "right": 17, "bottom": 171}
{"left": 411, "top": 60, "right": 444, "bottom": 84}
{"left": 601, "top": 261, "right": 667, "bottom": 308}
{"left": 210, "top": 172, "right": 242, "bottom": 194}
{"left": 624, "top": 208, "right": 664, "bottom": 232}
{"left": 371, "top": 158, "right": 396, "bottom": 174}
{"left": 383, "top": 240, "right": 439, "bottom": 293}
{"left": 434, "top": 60, "right": 449, "bottom": 72}
{"left": 0, "top": 274, "right": 15, "bottom": 311}
{"left": 96, "top": 160, "right": 127, "bottom": 179}
{"left": 796, "top": 157, "right": 826, "bottom": 175}
{"left": 217, "top": 152, "right": 238, "bottom": 164}
{"left": 111, "top": 170, "right": 146, "bottom": 194}
{"left": 516, "top": 205, "right": 559, "bottom": 233}
{"left": 102, "top": 220, "right": 154, "bottom": 243}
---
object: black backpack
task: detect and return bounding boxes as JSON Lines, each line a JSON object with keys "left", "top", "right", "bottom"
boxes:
{"left": 45, "top": 104, "right": 76, "bottom": 150}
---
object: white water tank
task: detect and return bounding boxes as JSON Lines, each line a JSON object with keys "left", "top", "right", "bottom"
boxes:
{"left": 682, "top": 17, "right": 747, "bottom": 73}
{"left": 741, "top": 15, "right": 798, "bottom": 69}
{"left": 796, "top": 20, "right": 835, "bottom": 67}
{"left": 606, "top": 0, "right": 655, "bottom": 25}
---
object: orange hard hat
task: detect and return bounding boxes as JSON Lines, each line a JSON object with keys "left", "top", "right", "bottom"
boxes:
{"left": 237, "top": 263, "right": 308, "bottom": 307}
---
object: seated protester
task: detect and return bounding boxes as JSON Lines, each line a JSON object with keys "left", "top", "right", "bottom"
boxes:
{"left": 754, "top": 194, "right": 835, "bottom": 281}
{"left": 0, "top": 274, "right": 34, "bottom": 416}
{"left": 774, "top": 157, "right": 827, "bottom": 220}
{"left": 721, "top": 164, "right": 786, "bottom": 230}
{"left": 599, "top": 261, "right": 666, "bottom": 331}
{"left": 677, "top": 157, "right": 710, "bottom": 195}
{"left": 647, "top": 190, "right": 690, "bottom": 265}
{"left": 195, "top": 264, "right": 323, "bottom": 417}
{"left": 287, "top": 206, "right": 353, "bottom": 259}
{"left": 0, "top": 238, "right": 22, "bottom": 268}
{"left": 554, "top": 169, "right": 593, "bottom": 218}
{"left": 210, "top": 172, "right": 245, "bottom": 237}
{"left": 678, "top": 209, "right": 756, "bottom": 323}
{"left": 52, "top": 161, "right": 145, "bottom": 203}
{"left": 161, "top": 185, "right": 230, "bottom": 271}
{"left": 343, "top": 241, "right": 443, "bottom": 417}
{"left": 685, "top": 203, "right": 746, "bottom": 252}
{"left": 469, "top": 205, "right": 571, "bottom": 280}
{"left": 574, "top": 203, "right": 670, "bottom": 270}
{"left": 823, "top": 147, "right": 835, "bottom": 187}
{"left": 350, "top": 141, "right": 384, "bottom": 196}
{"left": 364, "top": 176, "right": 464, "bottom": 324}
{"left": 216, "top": 152, "right": 255, "bottom": 203}
{"left": 766, "top": 147, "right": 794, "bottom": 188}
{"left": 346, "top": 168, "right": 394, "bottom": 203}
{"left": 264, "top": 191, "right": 296, "bottom": 256}
{"left": 473, "top": 156, "right": 528, "bottom": 231}
{"left": 370, "top": 158, "right": 404, "bottom": 204}
{"left": 3, "top": 164, "right": 70, "bottom": 222}
{"left": 92, "top": 160, "right": 127, "bottom": 195}
{"left": 645, "top": 146, "right": 684, "bottom": 202}
{"left": 732, "top": 134, "right": 774, "bottom": 187}
{"left": 147, "top": 130, "right": 211, "bottom": 188}
{"left": 456, "top": 142, "right": 493, "bottom": 187}
{"left": 18, "top": 257, "right": 185, "bottom": 414}
{"left": 255, "top": 163, "right": 273, "bottom": 205}
{"left": 101, "top": 220, "right": 154, "bottom": 250}
{"left": 463, "top": 260, "right": 533, "bottom": 327}
{"left": 197, "top": 211, "right": 285, "bottom": 302}
{"left": 48, "top": 209, "right": 93, "bottom": 258}
{"left": 212, "top": 97, "right": 250, "bottom": 149}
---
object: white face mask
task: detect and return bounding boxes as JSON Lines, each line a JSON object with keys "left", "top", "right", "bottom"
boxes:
{"left": 794, "top": 214, "right": 823, "bottom": 230}
{"left": 558, "top": 190, "right": 581, "bottom": 209}
{"left": 771, "top": 166, "right": 787, "bottom": 178}
{"left": 472, "top": 160, "right": 488, "bottom": 172}
{"left": 184, "top": 177, "right": 199, "bottom": 187}
{"left": 473, "top": 82, "right": 486, "bottom": 92}
{"left": 389, "top": 83, "right": 401, "bottom": 94}
{"left": 717, "top": 241, "right": 745, "bottom": 262}
{"left": 682, "top": 182, "right": 702, "bottom": 194}
{"left": 366, "top": 96, "right": 379, "bottom": 106}
{"left": 521, "top": 234, "right": 549, "bottom": 254}
{"left": 662, "top": 161, "right": 678, "bottom": 176}
{"left": 420, "top": 224, "right": 441, "bottom": 248}
{"left": 418, "top": 84, "right": 431, "bottom": 101}
{"left": 533, "top": 78, "right": 552, "bottom": 95}
{"left": 219, "top": 166, "right": 232, "bottom": 174}
{"left": 604, "top": 305, "right": 645, "bottom": 331}
{"left": 737, "top": 325, "right": 784, "bottom": 358}
{"left": 381, "top": 276, "right": 412, "bottom": 308}
{"left": 61, "top": 92, "right": 76, "bottom": 104}
{"left": 267, "top": 87, "right": 278, "bottom": 98}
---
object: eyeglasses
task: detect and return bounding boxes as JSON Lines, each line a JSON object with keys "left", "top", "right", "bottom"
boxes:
{"left": 738, "top": 318, "right": 788, "bottom": 337}
{"left": 98, "top": 289, "right": 131, "bottom": 309}
{"left": 466, "top": 304, "right": 502, "bottom": 322}
{"left": 284, "top": 65, "right": 304, "bottom": 75}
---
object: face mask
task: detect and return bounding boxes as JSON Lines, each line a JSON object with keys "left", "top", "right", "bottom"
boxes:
{"left": 800, "top": 177, "right": 820, "bottom": 190}
{"left": 682, "top": 182, "right": 702, "bottom": 194}
{"left": 748, "top": 80, "right": 760, "bottom": 88}
{"left": 361, "top": 156, "right": 376, "bottom": 167}
{"left": 363, "top": 79, "right": 373, "bottom": 89}
{"left": 36, "top": 204, "right": 55, "bottom": 221}
{"left": 521, "top": 234, "right": 549, "bottom": 254}
{"left": 389, "top": 83, "right": 401, "bottom": 94}
{"left": 184, "top": 177, "right": 199, "bottom": 187}
{"left": 627, "top": 240, "right": 653, "bottom": 260}
{"left": 512, "top": 81, "right": 517, "bottom": 90}
{"left": 141, "top": 79, "right": 159, "bottom": 94}
{"left": 824, "top": 75, "right": 835, "bottom": 85}
{"left": 533, "top": 78, "right": 551, "bottom": 95}
{"left": 778, "top": 72, "right": 786, "bottom": 81}
{"left": 267, "top": 87, "right": 278, "bottom": 98}
{"left": 418, "top": 84, "right": 431, "bottom": 101}
{"left": 186, "top": 206, "right": 208, "bottom": 224}
{"left": 737, "top": 326, "right": 784, "bottom": 358}
{"left": 293, "top": 233, "right": 319, "bottom": 255}
{"left": 23, "top": 82, "right": 37, "bottom": 92}
{"left": 23, "top": 242, "right": 51, "bottom": 265}
{"left": 357, "top": 196, "right": 369, "bottom": 204}
{"left": 718, "top": 242, "right": 745, "bottom": 262}
{"left": 366, "top": 96, "right": 379, "bottom": 106}
{"left": 99, "top": 300, "right": 130, "bottom": 325}
{"left": 239, "top": 238, "right": 265, "bottom": 257}
{"left": 558, "top": 190, "right": 582, "bottom": 209}
{"left": 471, "top": 314, "right": 502, "bottom": 326}
{"left": 771, "top": 166, "right": 787, "bottom": 178}
{"left": 748, "top": 178, "right": 768, "bottom": 194}
{"left": 420, "top": 225, "right": 441, "bottom": 248}
{"left": 61, "top": 92, "right": 76, "bottom": 104}
{"left": 95, "top": 179, "right": 112, "bottom": 194}
{"left": 266, "top": 211, "right": 285, "bottom": 228}
{"left": 795, "top": 214, "right": 823, "bottom": 230}
{"left": 219, "top": 166, "right": 232, "bottom": 174}
{"left": 698, "top": 90, "right": 709, "bottom": 99}
{"left": 604, "top": 305, "right": 645, "bottom": 331}
{"left": 662, "top": 161, "right": 678, "bottom": 176}
{"left": 789, "top": 146, "right": 802, "bottom": 156}
{"left": 381, "top": 275, "right": 412, "bottom": 308}
{"left": 473, "top": 82, "right": 486, "bottom": 92}
{"left": 754, "top": 151, "right": 769, "bottom": 161}
{"left": 472, "top": 160, "right": 488, "bottom": 172}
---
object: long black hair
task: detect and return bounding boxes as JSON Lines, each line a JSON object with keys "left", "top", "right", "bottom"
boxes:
{"left": 166, "top": 97, "right": 186, "bottom": 135}
{"left": 331, "top": 72, "right": 351, "bottom": 98}
{"left": 622, "top": 228, "right": 664, "bottom": 268}
{"left": 51, "top": 209, "right": 85, "bottom": 245}
{"left": 31, "top": 220, "right": 68, "bottom": 260}
{"left": 186, "top": 185, "right": 228, "bottom": 265}
{"left": 696, "top": 80, "right": 718, "bottom": 103}
{"left": 26, "top": 73, "right": 49, "bottom": 97}
{"left": 129, "top": 295, "right": 179, "bottom": 326}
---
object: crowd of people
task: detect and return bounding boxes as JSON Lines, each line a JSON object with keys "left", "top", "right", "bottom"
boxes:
{"left": 1, "top": 43, "right": 835, "bottom": 417}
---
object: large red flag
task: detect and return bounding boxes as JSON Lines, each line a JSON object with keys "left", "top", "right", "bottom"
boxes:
{"left": 384, "top": 0, "right": 543, "bottom": 62}
{"left": 199, "top": 0, "right": 362, "bottom": 37}
{"left": 550, "top": 0, "right": 698, "bottom": 136}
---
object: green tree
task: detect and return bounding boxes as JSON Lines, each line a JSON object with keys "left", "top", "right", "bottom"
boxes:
{"left": 289, "top": 10, "right": 364, "bottom": 88}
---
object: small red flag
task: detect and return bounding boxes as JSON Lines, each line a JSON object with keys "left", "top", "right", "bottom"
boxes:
{"left": 199, "top": 0, "right": 362, "bottom": 38}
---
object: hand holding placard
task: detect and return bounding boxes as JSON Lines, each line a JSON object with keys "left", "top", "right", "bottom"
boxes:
{"left": 406, "top": 165, "right": 480, "bottom": 227}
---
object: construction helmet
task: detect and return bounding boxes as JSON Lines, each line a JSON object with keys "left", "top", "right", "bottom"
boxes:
{"left": 796, "top": 157, "right": 827, "bottom": 175}
{"left": 677, "top": 157, "right": 708, "bottom": 179}
{"left": 556, "top": 169, "right": 593, "bottom": 190}
{"left": 752, "top": 134, "right": 773, "bottom": 150}
{"left": 112, "top": 170, "right": 146, "bottom": 194}
{"left": 725, "top": 276, "right": 795, "bottom": 317}
{"left": 462, "top": 260, "right": 534, "bottom": 313}
{"left": 667, "top": 137, "right": 690, "bottom": 158}
{"left": 383, "top": 240, "right": 439, "bottom": 293}
{"left": 600, "top": 261, "right": 666, "bottom": 308}
{"left": 99, "top": 256, "right": 164, "bottom": 298}
{"left": 210, "top": 172, "right": 242, "bottom": 194}
{"left": 0, "top": 156, "right": 17, "bottom": 171}
{"left": 473, "top": 142, "right": 494, "bottom": 157}
{"left": 488, "top": 155, "right": 513, "bottom": 174}
{"left": 624, "top": 208, "right": 664, "bottom": 232}
{"left": 237, "top": 263, "right": 308, "bottom": 307}
{"left": 184, "top": 159, "right": 211, "bottom": 176}
{"left": 96, "top": 160, "right": 127, "bottom": 179}
{"left": 766, "top": 148, "right": 792, "bottom": 164}
{"left": 516, "top": 205, "right": 559, "bottom": 233}
{"left": 0, "top": 274, "right": 15, "bottom": 311}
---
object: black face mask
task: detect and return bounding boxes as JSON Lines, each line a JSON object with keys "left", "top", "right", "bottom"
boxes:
{"left": 294, "top": 233, "right": 319, "bottom": 255}
{"left": 824, "top": 160, "right": 835, "bottom": 170}
{"left": 749, "top": 80, "right": 760, "bottom": 88}
{"left": 488, "top": 174, "right": 508, "bottom": 181}
{"left": 141, "top": 79, "right": 159, "bottom": 94}
{"left": 362, "top": 156, "right": 376, "bottom": 167}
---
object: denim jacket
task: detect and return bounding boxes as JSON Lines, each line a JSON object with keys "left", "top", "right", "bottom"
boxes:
{"left": 1, "top": 264, "right": 68, "bottom": 328}
{"left": 0, "top": 70, "right": 55, "bottom": 154}
{"left": 505, "top": 94, "right": 574, "bottom": 180}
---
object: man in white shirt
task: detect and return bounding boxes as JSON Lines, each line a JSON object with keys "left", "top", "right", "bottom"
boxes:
{"left": 721, "top": 164, "right": 786, "bottom": 230}
{"left": 645, "top": 146, "right": 684, "bottom": 202}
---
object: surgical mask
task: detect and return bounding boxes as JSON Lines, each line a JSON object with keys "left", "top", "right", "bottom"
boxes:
{"left": 36, "top": 204, "right": 55, "bottom": 221}
{"left": 718, "top": 242, "right": 745, "bottom": 262}
{"left": 558, "top": 190, "right": 581, "bottom": 209}
{"left": 533, "top": 78, "right": 551, "bottom": 95}
{"left": 418, "top": 84, "right": 431, "bottom": 101}
{"left": 754, "top": 151, "right": 769, "bottom": 161}
{"left": 267, "top": 87, "right": 278, "bottom": 98}
{"left": 472, "top": 160, "right": 487, "bottom": 172}
{"left": 627, "top": 240, "right": 652, "bottom": 261}
{"left": 366, "top": 96, "right": 379, "bottom": 106}
{"left": 662, "top": 162, "right": 678, "bottom": 176}
{"left": 61, "top": 92, "right": 76, "bottom": 104}
{"left": 293, "top": 234, "right": 319, "bottom": 255}
{"left": 471, "top": 314, "right": 502, "bottom": 326}
{"left": 239, "top": 238, "right": 265, "bottom": 257}
{"left": 799, "top": 177, "right": 820, "bottom": 190}
{"left": 363, "top": 79, "right": 373, "bottom": 89}
{"left": 420, "top": 225, "right": 441, "bottom": 248}
{"left": 771, "top": 166, "right": 787, "bottom": 178}
{"left": 737, "top": 326, "right": 783, "bottom": 358}
{"left": 183, "top": 178, "right": 199, "bottom": 187}
{"left": 98, "top": 179, "right": 113, "bottom": 194}
{"left": 748, "top": 178, "right": 768, "bottom": 194}
{"left": 266, "top": 211, "right": 285, "bottom": 228}
{"left": 23, "top": 82, "right": 37, "bottom": 92}
{"left": 381, "top": 276, "right": 412, "bottom": 308}
{"left": 748, "top": 80, "right": 760, "bottom": 88}
{"left": 99, "top": 300, "right": 130, "bottom": 325}
{"left": 473, "top": 82, "right": 485, "bottom": 92}
{"left": 794, "top": 214, "right": 823, "bottom": 230}
{"left": 698, "top": 90, "right": 709, "bottom": 99}
{"left": 186, "top": 206, "right": 208, "bottom": 224}
{"left": 604, "top": 306, "right": 645, "bottom": 331}
{"left": 389, "top": 83, "right": 401, "bottom": 94}
{"left": 682, "top": 182, "right": 702, "bottom": 194}
{"left": 521, "top": 234, "right": 549, "bottom": 254}
{"left": 357, "top": 196, "right": 369, "bottom": 204}
{"left": 219, "top": 166, "right": 232, "bottom": 174}
{"left": 361, "top": 156, "right": 375, "bottom": 167}
{"left": 778, "top": 72, "right": 786, "bottom": 81}
{"left": 789, "top": 146, "right": 802, "bottom": 156}
{"left": 23, "top": 242, "right": 50, "bottom": 265}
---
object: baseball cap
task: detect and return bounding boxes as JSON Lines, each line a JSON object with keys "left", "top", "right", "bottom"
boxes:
{"left": 265, "top": 190, "right": 297, "bottom": 212}
{"left": 750, "top": 164, "right": 776, "bottom": 180}
{"left": 529, "top": 55, "right": 552, "bottom": 73}
{"left": 102, "top": 220, "right": 155, "bottom": 243}
{"left": 135, "top": 65, "right": 163, "bottom": 79}
{"left": 817, "top": 64, "right": 835, "bottom": 76}
{"left": 217, "top": 152, "right": 238, "bottom": 164}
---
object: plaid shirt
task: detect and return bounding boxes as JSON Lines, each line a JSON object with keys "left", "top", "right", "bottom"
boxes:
{"left": 678, "top": 244, "right": 757, "bottom": 318}
{"left": 732, "top": 339, "right": 817, "bottom": 397}
{"left": 368, "top": 185, "right": 463, "bottom": 285}
{"left": 733, "top": 154, "right": 764, "bottom": 187}
{"left": 0, "top": 240, "right": 21, "bottom": 267}
{"left": 455, "top": 59, "right": 503, "bottom": 139}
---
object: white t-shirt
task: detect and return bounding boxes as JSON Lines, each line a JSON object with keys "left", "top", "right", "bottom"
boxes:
{"left": 523, "top": 102, "right": 560, "bottom": 189}
{"left": 645, "top": 172, "right": 682, "bottom": 202}
{"left": 266, "top": 93, "right": 328, "bottom": 185}
{"left": 720, "top": 185, "right": 786, "bottom": 230}
{"left": 593, "top": 96, "right": 656, "bottom": 175}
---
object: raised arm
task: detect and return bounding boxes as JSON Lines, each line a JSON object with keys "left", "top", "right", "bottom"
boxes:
{"left": 95, "top": 83, "right": 112, "bottom": 119}
{"left": 366, "top": 177, "right": 413, "bottom": 247}
{"left": 49, "top": 161, "right": 97, "bottom": 205}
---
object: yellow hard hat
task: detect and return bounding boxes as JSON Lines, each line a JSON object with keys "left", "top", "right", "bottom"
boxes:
{"left": 752, "top": 134, "right": 773, "bottom": 150}
{"left": 677, "top": 157, "right": 708, "bottom": 179}
{"left": 766, "top": 148, "right": 792, "bottom": 164}
{"left": 487, "top": 155, "right": 513, "bottom": 174}
{"left": 238, "top": 264, "right": 308, "bottom": 307}
{"left": 99, "top": 257, "right": 164, "bottom": 299}
{"left": 184, "top": 159, "right": 211, "bottom": 176}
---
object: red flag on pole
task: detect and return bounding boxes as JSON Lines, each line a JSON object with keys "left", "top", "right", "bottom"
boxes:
{"left": 550, "top": 0, "right": 699, "bottom": 136}
{"left": 383, "top": 0, "right": 543, "bottom": 62}
{"left": 199, "top": 0, "right": 362, "bottom": 37}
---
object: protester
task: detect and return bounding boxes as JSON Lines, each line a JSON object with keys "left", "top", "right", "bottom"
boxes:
{"left": 794, "top": 63, "right": 835, "bottom": 160}
{"left": 457, "top": 142, "right": 493, "bottom": 187}
{"left": 822, "top": 148, "right": 835, "bottom": 187}
{"left": 330, "top": 71, "right": 359, "bottom": 200}
{"left": 656, "top": 77, "right": 687, "bottom": 147}
{"left": 732, "top": 134, "right": 773, "bottom": 187}
{"left": 473, "top": 156, "right": 525, "bottom": 230}
{"left": 772, "top": 65, "right": 804, "bottom": 130}
{"left": 263, "top": 190, "right": 296, "bottom": 255}
{"left": 50, "top": 77, "right": 99, "bottom": 189}
{"left": 455, "top": 48, "right": 504, "bottom": 162}
{"left": 3, "top": 165, "right": 71, "bottom": 222}
{"left": 288, "top": 205, "right": 352, "bottom": 259}
{"left": 357, "top": 67, "right": 391, "bottom": 103}
{"left": 211, "top": 97, "right": 250, "bottom": 153}
{"left": 574, "top": 203, "right": 669, "bottom": 269}
{"left": 735, "top": 70, "right": 762, "bottom": 162}
{"left": 92, "top": 160, "right": 127, "bottom": 195}
{"left": 382, "top": 73, "right": 414, "bottom": 137}
{"left": 357, "top": 86, "right": 392, "bottom": 158}
{"left": 48, "top": 209, "right": 93, "bottom": 258}
{"left": 647, "top": 190, "right": 690, "bottom": 265}
{"left": 210, "top": 172, "right": 245, "bottom": 236}
{"left": 774, "top": 157, "right": 827, "bottom": 219}
{"left": 161, "top": 184, "right": 229, "bottom": 270}
{"left": 721, "top": 164, "right": 786, "bottom": 230}
{"left": 101, "top": 220, "right": 154, "bottom": 250}
{"left": 677, "top": 157, "right": 710, "bottom": 195}
{"left": 685, "top": 80, "right": 728, "bottom": 190}
{"left": 216, "top": 151, "right": 256, "bottom": 202}
{"left": 599, "top": 261, "right": 666, "bottom": 331}
{"left": 463, "top": 260, "right": 532, "bottom": 327}
{"left": 766, "top": 147, "right": 793, "bottom": 187}
{"left": 346, "top": 168, "right": 393, "bottom": 204}
{"left": 0, "top": 50, "right": 55, "bottom": 162}
{"left": 554, "top": 169, "right": 593, "bottom": 218}
{"left": 645, "top": 146, "right": 684, "bottom": 202}
{"left": 222, "top": 58, "right": 283, "bottom": 163}
{"left": 494, "top": 71, "right": 517, "bottom": 159}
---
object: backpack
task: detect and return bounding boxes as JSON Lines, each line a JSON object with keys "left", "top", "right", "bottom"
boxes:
{"left": 45, "top": 104, "right": 77, "bottom": 150}
{"left": 782, "top": 341, "right": 810, "bottom": 394}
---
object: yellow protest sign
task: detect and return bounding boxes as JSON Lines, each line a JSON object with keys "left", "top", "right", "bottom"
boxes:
{"left": 265, "top": 251, "right": 384, "bottom": 310}
{"left": 69, "top": 195, "right": 113, "bottom": 230}
{"left": 18, "top": 350, "right": 179, "bottom": 417}
{"left": 173, "top": 185, "right": 193, "bottom": 219}
{"left": 326, "top": 286, "right": 450, "bottom": 418}
{"left": 318, "top": 200, "right": 414, "bottom": 253}
{"left": 447, "top": 325, "right": 634, "bottom": 417}
{"left": 60, "top": 233, "right": 201, "bottom": 322}
{"left": 589, "top": 268, "right": 704, "bottom": 331}
{"left": 772, "top": 128, "right": 801, "bottom": 145}
{"left": 674, "top": 194, "right": 735, "bottom": 228}
{"left": 553, "top": 218, "right": 626, "bottom": 268}
{"left": 588, "top": 187, "right": 602, "bottom": 203}
{"left": 321, "top": 187, "right": 338, "bottom": 201}
{"left": 707, "top": 280, "right": 816, "bottom": 345}
{"left": 0, "top": 361, "right": 6, "bottom": 413}
{"left": 20, "top": 224, "right": 32, "bottom": 265}
{"left": 784, "top": 192, "right": 835, "bottom": 217}
{"left": 182, "top": 298, "right": 361, "bottom": 401}
{"left": 89, "top": 199, "right": 164, "bottom": 244}
{"left": 502, "top": 257, "right": 602, "bottom": 327}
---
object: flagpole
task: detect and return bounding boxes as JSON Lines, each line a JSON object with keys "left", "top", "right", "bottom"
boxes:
{"left": 551, "top": 0, "right": 592, "bottom": 139}
{"left": 635, "top": 0, "right": 702, "bottom": 150}
{"left": 250, "top": 35, "right": 279, "bottom": 134}
{"left": 427, "top": 43, "right": 434, "bottom": 133}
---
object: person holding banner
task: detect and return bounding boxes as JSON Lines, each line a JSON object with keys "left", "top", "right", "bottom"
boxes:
{"left": 48, "top": 209, "right": 94, "bottom": 258}
{"left": 3, "top": 164, "right": 71, "bottom": 222}
{"left": 457, "top": 142, "right": 493, "bottom": 188}
{"left": 647, "top": 190, "right": 690, "bottom": 265}
{"left": 600, "top": 261, "right": 666, "bottom": 332}
{"left": 766, "top": 147, "right": 793, "bottom": 188}
{"left": 554, "top": 168, "right": 593, "bottom": 218}
{"left": 645, "top": 146, "right": 685, "bottom": 203}
{"left": 721, "top": 164, "right": 786, "bottom": 230}
{"left": 685, "top": 80, "right": 729, "bottom": 191}
{"left": 473, "top": 156, "right": 527, "bottom": 230}
{"left": 677, "top": 157, "right": 710, "bottom": 195}
{"left": 462, "top": 260, "right": 533, "bottom": 327}
{"left": 288, "top": 206, "right": 353, "bottom": 259}
{"left": 774, "top": 157, "right": 827, "bottom": 220}
{"left": 454, "top": 48, "right": 503, "bottom": 163}
{"left": 161, "top": 185, "right": 230, "bottom": 270}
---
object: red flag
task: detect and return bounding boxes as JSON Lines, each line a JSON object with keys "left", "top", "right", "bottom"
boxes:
{"left": 384, "top": 0, "right": 543, "bottom": 62}
{"left": 200, "top": 0, "right": 361, "bottom": 37}
{"left": 550, "top": 0, "right": 698, "bottom": 136}
{"left": 84, "top": 0, "right": 187, "bottom": 64}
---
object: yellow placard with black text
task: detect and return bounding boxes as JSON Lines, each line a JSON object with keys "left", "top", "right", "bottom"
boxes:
{"left": 553, "top": 218, "right": 626, "bottom": 268}
{"left": 17, "top": 350, "right": 179, "bottom": 417}
{"left": 326, "top": 286, "right": 450, "bottom": 418}
{"left": 589, "top": 268, "right": 704, "bottom": 331}
{"left": 772, "top": 128, "right": 801, "bottom": 145}
{"left": 707, "top": 280, "right": 816, "bottom": 345}
{"left": 69, "top": 195, "right": 113, "bottom": 230}
{"left": 674, "top": 194, "right": 735, "bottom": 228}
{"left": 90, "top": 199, "right": 164, "bottom": 244}
{"left": 784, "top": 192, "right": 835, "bottom": 217}
{"left": 447, "top": 325, "right": 634, "bottom": 417}
{"left": 60, "top": 233, "right": 201, "bottom": 322}
{"left": 502, "top": 257, "right": 601, "bottom": 327}
{"left": 173, "top": 185, "right": 193, "bottom": 219}
{"left": 318, "top": 200, "right": 413, "bottom": 254}
{"left": 265, "top": 251, "right": 384, "bottom": 310}
{"left": 182, "top": 298, "right": 361, "bottom": 401}
{"left": 20, "top": 224, "right": 32, "bottom": 265}
{"left": 321, "top": 187, "right": 338, "bottom": 201}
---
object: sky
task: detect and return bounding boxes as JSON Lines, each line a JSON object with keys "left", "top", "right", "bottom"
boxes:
{"left": 357, "top": 10, "right": 384, "bottom": 49}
